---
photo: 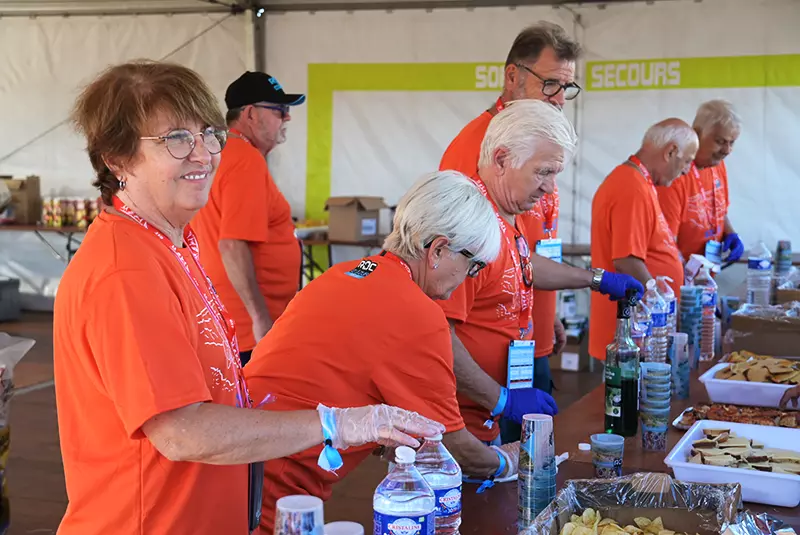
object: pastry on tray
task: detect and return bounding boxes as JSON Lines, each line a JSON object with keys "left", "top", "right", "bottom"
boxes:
{"left": 686, "top": 429, "right": 800, "bottom": 475}
{"left": 676, "top": 403, "right": 800, "bottom": 429}
{"left": 715, "top": 351, "right": 800, "bottom": 384}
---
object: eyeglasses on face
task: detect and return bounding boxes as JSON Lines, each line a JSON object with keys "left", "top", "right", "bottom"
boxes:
{"left": 515, "top": 63, "right": 581, "bottom": 101}
{"left": 251, "top": 103, "right": 291, "bottom": 119}
{"left": 140, "top": 126, "right": 227, "bottom": 160}
{"left": 423, "top": 237, "right": 487, "bottom": 278}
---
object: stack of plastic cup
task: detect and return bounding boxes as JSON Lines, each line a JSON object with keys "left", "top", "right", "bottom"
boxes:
{"left": 590, "top": 433, "right": 624, "bottom": 478}
{"left": 640, "top": 363, "right": 671, "bottom": 451}
{"left": 669, "top": 332, "right": 690, "bottom": 399}
{"left": 517, "top": 414, "right": 557, "bottom": 531}
{"left": 679, "top": 285, "right": 703, "bottom": 369}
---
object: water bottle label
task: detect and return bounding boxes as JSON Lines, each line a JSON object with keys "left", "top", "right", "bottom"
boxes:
{"left": 374, "top": 512, "right": 435, "bottom": 535}
{"left": 669, "top": 300, "right": 675, "bottom": 315}
{"left": 748, "top": 258, "right": 772, "bottom": 271}
{"left": 433, "top": 485, "right": 462, "bottom": 515}
{"left": 701, "top": 291, "right": 717, "bottom": 308}
{"left": 652, "top": 312, "right": 667, "bottom": 328}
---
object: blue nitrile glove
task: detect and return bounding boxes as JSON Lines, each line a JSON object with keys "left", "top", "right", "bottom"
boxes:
{"left": 502, "top": 387, "right": 559, "bottom": 424}
{"left": 723, "top": 233, "right": 744, "bottom": 263}
{"left": 599, "top": 272, "right": 644, "bottom": 301}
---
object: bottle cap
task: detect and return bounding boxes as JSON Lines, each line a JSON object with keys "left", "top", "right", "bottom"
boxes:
{"left": 424, "top": 433, "right": 443, "bottom": 441}
{"left": 578, "top": 443, "right": 591, "bottom": 451}
{"left": 395, "top": 446, "right": 416, "bottom": 464}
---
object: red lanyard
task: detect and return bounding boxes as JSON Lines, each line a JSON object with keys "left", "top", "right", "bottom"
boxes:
{"left": 111, "top": 197, "right": 253, "bottom": 409}
{"left": 228, "top": 128, "right": 253, "bottom": 146}
{"left": 472, "top": 176, "right": 533, "bottom": 336}
{"left": 380, "top": 251, "right": 413, "bottom": 280}
{"left": 690, "top": 162, "right": 719, "bottom": 237}
{"left": 628, "top": 155, "right": 657, "bottom": 195}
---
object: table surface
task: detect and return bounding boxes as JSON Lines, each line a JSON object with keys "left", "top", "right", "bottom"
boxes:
{"left": 324, "top": 369, "right": 800, "bottom": 531}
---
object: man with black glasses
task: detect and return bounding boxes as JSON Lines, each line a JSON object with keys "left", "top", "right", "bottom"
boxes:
{"left": 440, "top": 22, "right": 586, "bottom": 445}
{"left": 438, "top": 100, "right": 643, "bottom": 451}
{"left": 193, "top": 72, "right": 305, "bottom": 365}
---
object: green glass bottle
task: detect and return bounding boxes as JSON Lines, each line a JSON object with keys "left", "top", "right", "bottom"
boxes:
{"left": 604, "top": 288, "right": 641, "bottom": 437}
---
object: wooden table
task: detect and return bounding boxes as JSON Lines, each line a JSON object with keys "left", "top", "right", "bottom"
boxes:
{"left": 324, "top": 372, "right": 800, "bottom": 531}
{"left": 0, "top": 224, "right": 85, "bottom": 262}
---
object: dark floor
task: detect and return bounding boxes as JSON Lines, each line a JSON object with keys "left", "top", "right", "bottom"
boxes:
{"left": 2, "top": 312, "right": 601, "bottom": 534}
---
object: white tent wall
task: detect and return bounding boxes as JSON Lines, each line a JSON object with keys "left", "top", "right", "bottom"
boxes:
{"left": 264, "top": 0, "right": 800, "bottom": 266}
{"left": 0, "top": 11, "right": 252, "bottom": 309}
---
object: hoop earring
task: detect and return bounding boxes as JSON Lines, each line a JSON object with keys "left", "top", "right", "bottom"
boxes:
{"left": 118, "top": 178, "right": 126, "bottom": 191}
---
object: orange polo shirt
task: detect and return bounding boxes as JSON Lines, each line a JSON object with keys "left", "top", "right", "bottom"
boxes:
{"left": 589, "top": 162, "right": 683, "bottom": 360}
{"left": 440, "top": 109, "right": 558, "bottom": 358}
{"left": 244, "top": 254, "right": 464, "bottom": 534}
{"left": 192, "top": 136, "right": 301, "bottom": 351}
{"left": 657, "top": 161, "right": 730, "bottom": 260}
{"left": 53, "top": 211, "right": 248, "bottom": 535}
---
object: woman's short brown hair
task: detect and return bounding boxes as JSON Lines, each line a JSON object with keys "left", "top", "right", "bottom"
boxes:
{"left": 72, "top": 60, "right": 225, "bottom": 205}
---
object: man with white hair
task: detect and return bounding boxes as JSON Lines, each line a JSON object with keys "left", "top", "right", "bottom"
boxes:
{"left": 438, "top": 100, "right": 643, "bottom": 448}
{"left": 657, "top": 100, "right": 744, "bottom": 264}
{"left": 440, "top": 21, "right": 582, "bottom": 445}
{"left": 589, "top": 118, "right": 699, "bottom": 363}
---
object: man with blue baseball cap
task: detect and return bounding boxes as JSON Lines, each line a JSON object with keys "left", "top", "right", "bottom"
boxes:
{"left": 193, "top": 72, "right": 306, "bottom": 366}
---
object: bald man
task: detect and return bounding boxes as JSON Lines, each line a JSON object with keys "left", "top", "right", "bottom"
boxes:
{"left": 589, "top": 119, "right": 699, "bottom": 362}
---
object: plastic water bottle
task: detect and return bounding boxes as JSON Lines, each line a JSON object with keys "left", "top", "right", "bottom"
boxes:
{"left": 415, "top": 435, "right": 462, "bottom": 534}
{"left": 656, "top": 276, "right": 677, "bottom": 335}
{"left": 747, "top": 242, "right": 773, "bottom": 306}
{"left": 374, "top": 446, "right": 435, "bottom": 535}
{"left": 695, "top": 267, "right": 718, "bottom": 362}
{"left": 643, "top": 279, "right": 668, "bottom": 362}
{"left": 631, "top": 301, "right": 653, "bottom": 362}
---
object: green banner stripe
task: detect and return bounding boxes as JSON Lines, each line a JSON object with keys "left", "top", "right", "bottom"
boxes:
{"left": 586, "top": 54, "right": 800, "bottom": 91}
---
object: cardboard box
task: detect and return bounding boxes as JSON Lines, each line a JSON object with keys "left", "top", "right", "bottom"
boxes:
{"left": 324, "top": 196, "right": 388, "bottom": 242}
{"left": 775, "top": 288, "right": 800, "bottom": 305}
{"left": 728, "top": 313, "right": 800, "bottom": 357}
{"left": 0, "top": 176, "right": 41, "bottom": 225}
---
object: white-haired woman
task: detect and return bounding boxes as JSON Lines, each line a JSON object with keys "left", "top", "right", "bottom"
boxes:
{"left": 244, "top": 171, "right": 520, "bottom": 533}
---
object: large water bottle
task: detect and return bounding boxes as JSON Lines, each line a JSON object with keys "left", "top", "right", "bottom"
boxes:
{"left": 656, "top": 276, "right": 677, "bottom": 335}
{"left": 747, "top": 242, "right": 773, "bottom": 306}
{"left": 374, "top": 446, "right": 435, "bottom": 535}
{"left": 643, "top": 279, "right": 668, "bottom": 362}
{"left": 415, "top": 435, "right": 462, "bottom": 535}
{"left": 631, "top": 301, "right": 653, "bottom": 361}
{"left": 695, "top": 267, "right": 718, "bottom": 362}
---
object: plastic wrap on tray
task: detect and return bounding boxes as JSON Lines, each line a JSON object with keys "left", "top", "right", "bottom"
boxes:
{"left": 723, "top": 511, "right": 797, "bottom": 535}
{"left": 524, "top": 472, "right": 742, "bottom": 535}
{"left": 731, "top": 303, "right": 800, "bottom": 323}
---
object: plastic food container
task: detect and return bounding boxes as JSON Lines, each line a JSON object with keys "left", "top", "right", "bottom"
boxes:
{"left": 664, "top": 419, "right": 800, "bottom": 507}
{"left": 698, "top": 362, "right": 794, "bottom": 408}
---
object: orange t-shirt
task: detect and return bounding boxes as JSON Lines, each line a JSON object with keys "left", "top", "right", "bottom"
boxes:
{"left": 657, "top": 161, "right": 730, "bottom": 260}
{"left": 589, "top": 162, "right": 683, "bottom": 360}
{"left": 244, "top": 254, "right": 465, "bottom": 534}
{"left": 437, "top": 204, "right": 533, "bottom": 442}
{"left": 53, "top": 211, "right": 248, "bottom": 535}
{"left": 440, "top": 110, "right": 558, "bottom": 358}
{"left": 192, "top": 136, "right": 301, "bottom": 351}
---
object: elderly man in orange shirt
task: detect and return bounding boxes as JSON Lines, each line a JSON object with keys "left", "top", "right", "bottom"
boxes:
{"left": 590, "top": 119, "right": 699, "bottom": 363}
{"left": 657, "top": 100, "right": 744, "bottom": 266}
{"left": 193, "top": 72, "right": 304, "bottom": 365}
{"left": 440, "top": 21, "right": 582, "bottom": 444}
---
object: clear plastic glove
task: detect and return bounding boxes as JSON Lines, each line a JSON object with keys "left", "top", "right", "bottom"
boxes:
{"left": 491, "top": 442, "right": 519, "bottom": 479}
{"left": 599, "top": 271, "right": 644, "bottom": 301}
{"left": 503, "top": 387, "right": 559, "bottom": 424}
{"left": 320, "top": 404, "right": 445, "bottom": 450}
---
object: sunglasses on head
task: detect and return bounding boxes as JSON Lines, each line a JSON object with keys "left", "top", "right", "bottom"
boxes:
{"left": 423, "top": 237, "right": 487, "bottom": 278}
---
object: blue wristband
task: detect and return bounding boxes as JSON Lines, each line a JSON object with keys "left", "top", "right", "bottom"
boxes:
{"left": 317, "top": 405, "right": 344, "bottom": 473}
{"left": 476, "top": 448, "right": 507, "bottom": 494}
{"left": 484, "top": 387, "right": 508, "bottom": 429}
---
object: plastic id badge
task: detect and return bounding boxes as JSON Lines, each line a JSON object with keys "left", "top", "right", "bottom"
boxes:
{"left": 507, "top": 340, "right": 535, "bottom": 390}
{"left": 536, "top": 238, "right": 562, "bottom": 263}
{"left": 705, "top": 240, "right": 722, "bottom": 266}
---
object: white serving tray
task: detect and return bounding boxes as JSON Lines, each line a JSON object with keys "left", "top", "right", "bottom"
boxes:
{"left": 699, "top": 362, "right": 794, "bottom": 408}
{"left": 664, "top": 419, "right": 800, "bottom": 507}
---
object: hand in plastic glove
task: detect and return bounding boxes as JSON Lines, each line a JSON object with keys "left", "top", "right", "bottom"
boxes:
{"left": 598, "top": 271, "right": 645, "bottom": 301}
{"left": 490, "top": 442, "right": 520, "bottom": 479}
{"left": 320, "top": 404, "right": 445, "bottom": 450}
{"left": 723, "top": 233, "right": 744, "bottom": 263}
{"left": 780, "top": 385, "right": 800, "bottom": 409}
{"left": 503, "top": 387, "right": 559, "bottom": 425}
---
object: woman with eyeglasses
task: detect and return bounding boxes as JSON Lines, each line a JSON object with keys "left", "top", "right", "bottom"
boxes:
{"left": 53, "top": 61, "right": 442, "bottom": 535}
{"left": 243, "top": 171, "right": 521, "bottom": 534}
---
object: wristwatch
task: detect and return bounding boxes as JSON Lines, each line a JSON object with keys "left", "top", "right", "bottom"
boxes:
{"left": 589, "top": 268, "right": 605, "bottom": 292}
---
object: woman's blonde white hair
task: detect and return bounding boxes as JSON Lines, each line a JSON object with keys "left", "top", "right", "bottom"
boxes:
{"left": 478, "top": 99, "right": 578, "bottom": 169}
{"left": 383, "top": 171, "right": 501, "bottom": 264}
{"left": 693, "top": 99, "right": 742, "bottom": 136}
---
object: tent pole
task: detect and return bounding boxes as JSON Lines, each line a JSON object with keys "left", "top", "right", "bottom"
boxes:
{"left": 252, "top": 3, "right": 267, "bottom": 71}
